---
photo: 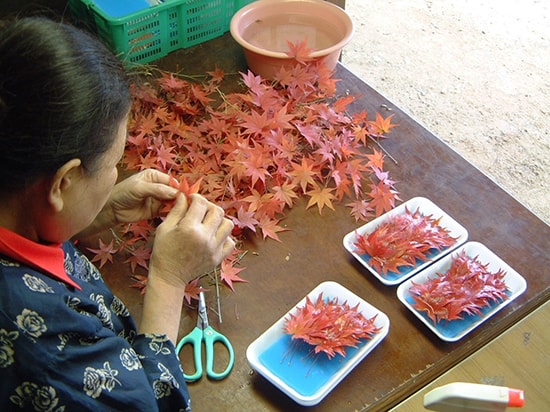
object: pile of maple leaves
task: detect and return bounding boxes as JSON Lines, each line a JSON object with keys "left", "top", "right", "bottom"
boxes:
{"left": 88, "top": 45, "right": 399, "bottom": 300}
{"left": 409, "top": 250, "right": 509, "bottom": 323}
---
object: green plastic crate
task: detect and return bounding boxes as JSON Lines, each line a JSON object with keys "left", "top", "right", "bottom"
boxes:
{"left": 68, "top": 0, "right": 254, "bottom": 65}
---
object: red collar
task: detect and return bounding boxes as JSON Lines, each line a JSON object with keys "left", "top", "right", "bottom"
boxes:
{"left": 0, "top": 226, "right": 81, "bottom": 290}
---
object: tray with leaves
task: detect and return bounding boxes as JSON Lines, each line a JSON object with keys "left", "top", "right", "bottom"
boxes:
{"left": 343, "top": 197, "right": 468, "bottom": 285}
{"left": 246, "top": 281, "right": 389, "bottom": 406}
{"left": 396, "top": 241, "right": 527, "bottom": 342}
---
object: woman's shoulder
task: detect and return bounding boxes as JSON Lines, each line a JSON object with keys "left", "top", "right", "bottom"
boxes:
{"left": 0, "top": 242, "right": 121, "bottom": 332}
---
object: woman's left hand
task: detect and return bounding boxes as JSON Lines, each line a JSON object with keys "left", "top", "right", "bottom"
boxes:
{"left": 107, "top": 169, "right": 179, "bottom": 224}
{"left": 76, "top": 169, "right": 178, "bottom": 239}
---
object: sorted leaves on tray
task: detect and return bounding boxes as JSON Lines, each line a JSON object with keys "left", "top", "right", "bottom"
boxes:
{"left": 408, "top": 250, "right": 509, "bottom": 323}
{"left": 284, "top": 293, "right": 381, "bottom": 359}
{"left": 353, "top": 207, "right": 457, "bottom": 276}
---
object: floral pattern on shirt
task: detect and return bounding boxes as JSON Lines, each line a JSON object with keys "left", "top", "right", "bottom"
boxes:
{"left": 0, "top": 329, "right": 19, "bottom": 368}
{"left": 9, "top": 382, "right": 65, "bottom": 412}
{"left": 83, "top": 361, "right": 121, "bottom": 399}
{"left": 23, "top": 274, "right": 55, "bottom": 293}
{"left": 16, "top": 309, "right": 47, "bottom": 341}
{"left": 0, "top": 241, "right": 191, "bottom": 411}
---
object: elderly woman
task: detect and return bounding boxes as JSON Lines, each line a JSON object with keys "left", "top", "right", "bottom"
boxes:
{"left": 0, "top": 16, "right": 234, "bottom": 411}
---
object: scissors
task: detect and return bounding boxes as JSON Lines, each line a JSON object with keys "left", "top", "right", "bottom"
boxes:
{"left": 176, "top": 291, "right": 235, "bottom": 381}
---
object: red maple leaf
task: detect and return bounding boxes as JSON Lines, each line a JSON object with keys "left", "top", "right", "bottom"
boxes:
{"left": 87, "top": 239, "right": 118, "bottom": 268}
{"left": 368, "top": 180, "right": 399, "bottom": 217}
{"left": 124, "top": 244, "right": 152, "bottom": 272}
{"left": 240, "top": 109, "right": 272, "bottom": 136}
{"left": 284, "top": 293, "right": 381, "bottom": 359}
{"left": 150, "top": 139, "right": 178, "bottom": 170}
{"left": 130, "top": 274, "right": 148, "bottom": 295}
{"left": 184, "top": 277, "right": 208, "bottom": 305}
{"left": 230, "top": 206, "right": 259, "bottom": 233}
{"left": 157, "top": 72, "right": 188, "bottom": 92}
{"left": 118, "top": 56, "right": 401, "bottom": 297}
{"left": 206, "top": 66, "right": 225, "bottom": 83}
{"left": 220, "top": 260, "right": 248, "bottom": 291}
{"left": 285, "top": 39, "right": 314, "bottom": 65}
{"left": 346, "top": 199, "right": 374, "bottom": 222}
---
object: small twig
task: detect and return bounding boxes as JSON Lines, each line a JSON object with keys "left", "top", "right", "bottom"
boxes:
{"left": 234, "top": 303, "right": 240, "bottom": 320}
{"left": 215, "top": 270, "right": 222, "bottom": 324}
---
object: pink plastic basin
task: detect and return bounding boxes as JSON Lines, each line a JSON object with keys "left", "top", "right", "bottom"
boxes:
{"left": 230, "top": 0, "right": 354, "bottom": 79}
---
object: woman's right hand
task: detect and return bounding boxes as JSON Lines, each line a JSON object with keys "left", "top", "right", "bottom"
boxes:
{"left": 148, "top": 193, "right": 235, "bottom": 288}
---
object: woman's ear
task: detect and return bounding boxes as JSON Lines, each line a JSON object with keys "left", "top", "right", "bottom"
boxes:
{"left": 48, "top": 158, "right": 82, "bottom": 213}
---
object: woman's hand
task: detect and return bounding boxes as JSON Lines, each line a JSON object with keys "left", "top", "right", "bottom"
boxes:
{"left": 148, "top": 193, "right": 235, "bottom": 287}
{"left": 140, "top": 193, "right": 235, "bottom": 342}
{"left": 75, "top": 169, "right": 178, "bottom": 239}
{"left": 107, "top": 169, "right": 178, "bottom": 224}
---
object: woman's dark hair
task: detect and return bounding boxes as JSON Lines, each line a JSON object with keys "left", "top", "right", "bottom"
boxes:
{"left": 0, "top": 17, "right": 131, "bottom": 191}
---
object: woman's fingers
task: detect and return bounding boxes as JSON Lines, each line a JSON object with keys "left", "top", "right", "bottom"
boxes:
{"left": 162, "top": 193, "right": 189, "bottom": 227}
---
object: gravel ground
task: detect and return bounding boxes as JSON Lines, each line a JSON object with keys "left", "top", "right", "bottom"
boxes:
{"left": 342, "top": 0, "right": 549, "bottom": 224}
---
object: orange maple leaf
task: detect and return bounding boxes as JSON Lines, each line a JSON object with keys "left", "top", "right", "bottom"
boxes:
{"left": 366, "top": 148, "right": 385, "bottom": 170}
{"left": 306, "top": 185, "right": 336, "bottom": 214}
{"left": 332, "top": 95, "right": 358, "bottom": 112}
{"left": 258, "top": 215, "right": 288, "bottom": 242}
{"left": 288, "top": 157, "right": 318, "bottom": 192}
{"left": 368, "top": 180, "right": 400, "bottom": 216}
{"left": 272, "top": 182, "right": 299, "bottom": 208}
{"left": 369, "top": 113, "right": 398, "bottom": 135}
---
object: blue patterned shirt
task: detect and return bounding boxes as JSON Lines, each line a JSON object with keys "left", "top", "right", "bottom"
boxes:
{"left": 0, "top": 241, "right": 191, "bottom": 411}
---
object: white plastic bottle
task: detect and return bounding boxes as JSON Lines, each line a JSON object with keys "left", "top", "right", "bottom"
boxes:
{"left": 424, "top": 382, "right": 525, "bottom": 411}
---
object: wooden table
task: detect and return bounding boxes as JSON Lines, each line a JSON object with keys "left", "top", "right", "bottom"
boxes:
{"left": 101, "top": 32, "right": 550, "bottom": 411}
{"left": 392, "top": 300, "right": 550, "bottom": 411}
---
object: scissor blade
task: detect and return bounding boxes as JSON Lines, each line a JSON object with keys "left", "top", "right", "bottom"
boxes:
{"left": 197, "top": 291, "right": 209, "bottom": 329}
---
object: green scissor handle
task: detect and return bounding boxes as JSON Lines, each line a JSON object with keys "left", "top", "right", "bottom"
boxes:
{"left": 176, "top": 325, "right": 234, "bottom": 382}
{"left": 202, "top": 326, "right": 234, "bottom": 380}
{"left": 177, "top": 327, "right": 204, "bottom": 382}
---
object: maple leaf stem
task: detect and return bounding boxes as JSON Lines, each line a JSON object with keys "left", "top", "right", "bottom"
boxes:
{"left": 215, "top": 270, "right": 222, "bottom": 324}
{"left": 128, "top": 64, "right": 209, "bottom": 82}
